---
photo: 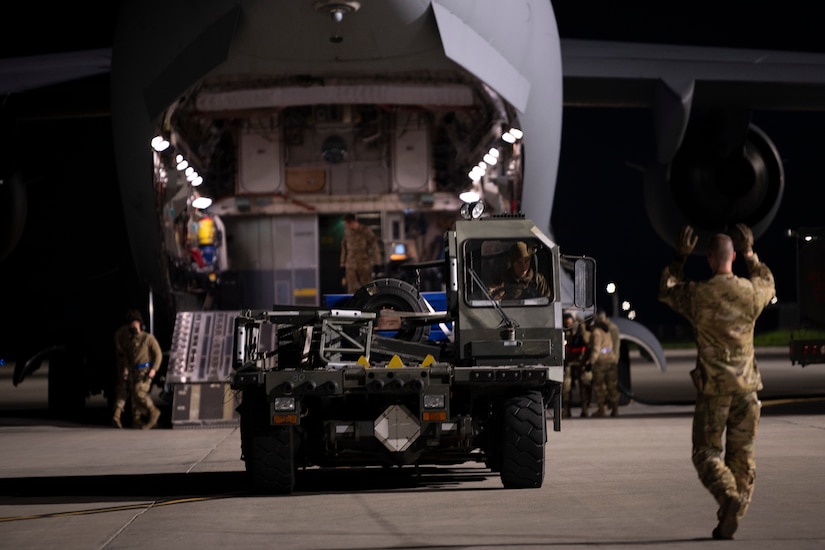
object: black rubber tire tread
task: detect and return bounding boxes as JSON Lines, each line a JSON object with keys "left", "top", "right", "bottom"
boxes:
{"left": 500, "top": 391, "right": 546, "bottom": 489}
{"left": 250, "top": 426, "right": 296, "bottom": 494}
{"left": 239, "top": 388, "right": 269, "bottom": 473}
{"left": 345, "top": 277, "right": 431, "bottom": 342}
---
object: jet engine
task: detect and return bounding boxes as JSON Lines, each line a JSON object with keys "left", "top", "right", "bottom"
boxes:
{"left": 644, "top": 113, "right": 784, "bottom": 253}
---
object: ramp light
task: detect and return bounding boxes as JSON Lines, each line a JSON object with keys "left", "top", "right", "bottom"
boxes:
{"left": 468, "top": 166, "right": 484, "bottom": 181}
{"left": 192, "top": 196, "right": 212, "bottom": 209}
{"left": 151, "top": 135, "right": 170, "bottom": 152}
{"left": 459, "top": 190, "right": 480, "bottom": 203}
{"left": 501, "top": 127, "right": 523, "bottom": 144}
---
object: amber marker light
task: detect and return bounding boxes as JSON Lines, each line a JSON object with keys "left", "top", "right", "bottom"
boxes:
{"left": 273, "top": 414, "right": 299, "bottom": 424}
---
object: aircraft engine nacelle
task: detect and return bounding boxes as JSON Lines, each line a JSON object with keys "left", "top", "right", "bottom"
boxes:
{"left": 644, "top": 120, "right": 784, "bottom": 253}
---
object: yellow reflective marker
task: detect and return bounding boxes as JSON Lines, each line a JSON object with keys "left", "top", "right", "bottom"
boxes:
{"left": 357, "top": 355, "right": 370, "bottom": 368}
{"left": 421, "top": 354, "right": 435, "bottom": 367}
{"left": 388, "top": 355, "right": 404, "bottom": 368}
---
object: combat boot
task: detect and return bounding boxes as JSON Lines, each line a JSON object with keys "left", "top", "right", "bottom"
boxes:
{"left": 611, "top": 403, "right": 620, "bottom": 417}
{"left": 713, "top": 493, "right": 742, "bottom": 540}
{"left": 580, "top": 403, "right": 589, "bottom": 417}
{"left": 594, "top": 405, "right": 606, "bottom": 417}
{"left": 143, "top": 406, "right": 161, "bottom": 430}
{"left": 111, "top": 407, "right": 123, "bottom": 429}
{"left": 562, "top": 406, "right": 571, "bottom": 419}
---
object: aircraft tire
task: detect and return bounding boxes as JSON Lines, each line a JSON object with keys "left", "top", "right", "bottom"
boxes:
{"left": 500, "top": 390, "right": 545, "bottom": 489}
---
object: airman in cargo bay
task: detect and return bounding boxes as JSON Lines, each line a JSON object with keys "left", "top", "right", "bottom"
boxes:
{"left": 340, "top": 213, "right": 382, "bottom": 293}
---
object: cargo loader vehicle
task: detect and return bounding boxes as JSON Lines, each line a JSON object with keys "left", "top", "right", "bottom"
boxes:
{"left": 230, "top": 207, "right": 596, "bottom": 493}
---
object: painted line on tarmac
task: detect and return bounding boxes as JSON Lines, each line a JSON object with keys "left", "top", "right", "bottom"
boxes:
{"left": 0, "top": 494, "right": 241, "bottom": 523}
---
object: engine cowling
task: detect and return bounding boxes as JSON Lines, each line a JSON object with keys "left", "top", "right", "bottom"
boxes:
{"left": 644, "top": 122, "right": 784, "bottom": 253}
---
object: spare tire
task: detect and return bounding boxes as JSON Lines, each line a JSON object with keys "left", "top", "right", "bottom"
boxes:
{"left": 345, "top": 278, "right": 431, "bottom": 342}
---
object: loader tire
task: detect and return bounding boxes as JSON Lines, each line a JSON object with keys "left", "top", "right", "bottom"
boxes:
{"left": 500, "top": 391, "right": 546, "bottom": 489}
{"left": 239, "top": 387, "right": 269, "bottom": 468}
{"left": 250, "top": 426, "right": 296, "bottom": 495}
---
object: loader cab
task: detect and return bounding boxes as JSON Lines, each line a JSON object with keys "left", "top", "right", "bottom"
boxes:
{"left": 463, "top": 238, "right": 554, "bottom": 308}
{"left": 445, "top": 216, "right": 565, "bottom": 366}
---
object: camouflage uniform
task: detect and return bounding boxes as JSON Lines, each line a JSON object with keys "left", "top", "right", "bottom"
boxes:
{"left": 112, "top": 325, "right": 132, "bottom": 425}
{"left": 562, "top": 316, "right": 589, "bottom": 417}
{"left": 340, "top": 223, "right": 381, "bottom": 293}
{"left": 114, "top": 325, "right": 163, "bottom": 429}
{"left": 659, "top": 251, "right": 774, "bottom": 527}
{"left": 490, "top": 267, "right": 551, "bottom": 300}
{"left": 585, "top": 321, "right": 618, "bottom": 417}
{"left": 602, "top": 315, "right": 622, "bottom": 416}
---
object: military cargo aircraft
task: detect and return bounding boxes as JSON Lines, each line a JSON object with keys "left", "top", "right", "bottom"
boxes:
{"left": 2, "top": 0, "right": 824, "bottom": 414}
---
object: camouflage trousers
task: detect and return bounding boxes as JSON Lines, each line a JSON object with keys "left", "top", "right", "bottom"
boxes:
{"left": 591, "top": 361, "right": 619, "bottom": 408}
{"left": 129, "top": 369, "right": 158, "bottom": 423}
{"left": 692, "top": 391, "right": 760, "bottom": 520}
{"left": 344, "top": 263, "right": 373, "bottom": 293}
{"left": 113, "top": 367, "right": 130, "bottom": 411}
{"left": 563, "top": 362, "right": 591, "bottom": 406}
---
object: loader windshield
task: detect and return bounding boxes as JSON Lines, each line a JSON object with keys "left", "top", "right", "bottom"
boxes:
{"left": 463, "top": 238, "right": 553, "bottom": 307}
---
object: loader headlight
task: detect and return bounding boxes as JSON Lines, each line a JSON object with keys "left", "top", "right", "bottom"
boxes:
{"left": 459, "top": 200, "right": 485, "bottom": 220}
{"left": 273, "top": 397, "right": 296, "bottom": 412}
{"left": 423, "top": 393, "right": 445, "bottom": 409}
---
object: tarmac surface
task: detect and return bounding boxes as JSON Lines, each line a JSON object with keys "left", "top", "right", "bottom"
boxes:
{"left": 1, "top": 348, "right": 824, "bottom": 549}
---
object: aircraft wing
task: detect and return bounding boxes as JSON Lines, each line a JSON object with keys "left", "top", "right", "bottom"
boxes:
{"left": 548, "top": 39, "right": 825, "bottom": 254}
{"left": 0, "top": 49, "right": 111, "bottom": 95}
{"left": 561, "top": 38, "right": 825, "bottom": 160}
